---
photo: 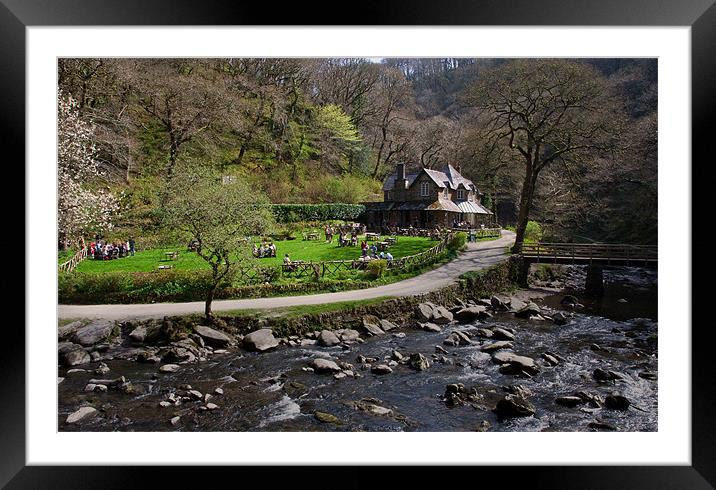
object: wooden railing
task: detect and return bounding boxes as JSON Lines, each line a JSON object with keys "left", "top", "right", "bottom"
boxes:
{"left": 521, "top": 242, "right": 658, "bottom": 263}
{"left": 391, "top": 227, "right": 501, "bottom": 239}
{"left": 58, "top": 247, "right": 88, "bottom": 273}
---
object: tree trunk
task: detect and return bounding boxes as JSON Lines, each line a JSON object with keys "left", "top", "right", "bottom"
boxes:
{"left": 512, "top": 165, "right": 538, "bottom": 254}
{"left": 205, "top": 286, "right": 215, "bottom": 319}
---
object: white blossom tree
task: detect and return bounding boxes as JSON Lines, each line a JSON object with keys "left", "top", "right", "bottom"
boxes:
{"left": 58, "top": 90, "right": 118, "bottom": 249}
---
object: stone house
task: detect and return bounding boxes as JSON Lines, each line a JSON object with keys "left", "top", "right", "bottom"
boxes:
{"left": 363, "top": 163, "right": 495, "bottom": 230}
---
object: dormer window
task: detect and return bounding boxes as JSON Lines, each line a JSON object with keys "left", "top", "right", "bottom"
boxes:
{"left": 443, "top": 188, "right": 448, "bottom": 199}
{"left": 420, "top": 182, "right": 430, "bottom": 197}
{"left": 457, "top": 189, "right": 465, "bottom": 200}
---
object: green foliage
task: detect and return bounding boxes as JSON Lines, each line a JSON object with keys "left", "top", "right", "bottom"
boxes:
{"left": 447, "top": 231, "right": 467, "bottom": 251}
{"left": 271, "top": 203, "right": 366, "bottom": 223}
{"left": 525, "top": 220, "right": 543, "bottom": 242}
{"left": 366, "top": 259, "right": 388, "bottom": 279}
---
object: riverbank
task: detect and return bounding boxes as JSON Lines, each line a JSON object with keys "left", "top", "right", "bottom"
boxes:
{"left": 58, "top": 261, "right": 657, "bottom": 432}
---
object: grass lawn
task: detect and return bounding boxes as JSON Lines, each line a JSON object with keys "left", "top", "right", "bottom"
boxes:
{"left": 72, "top": 235, "right": 437, "bottom": 274}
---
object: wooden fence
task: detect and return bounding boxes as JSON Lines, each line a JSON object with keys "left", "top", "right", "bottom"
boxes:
{"left": 58, "top": 247, "right": 88, "bottom": 273}
{"left": 231, "top": 238, "right": 449, "bottom": 282}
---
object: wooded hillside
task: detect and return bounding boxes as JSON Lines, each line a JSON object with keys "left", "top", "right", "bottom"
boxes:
{"left": 58, "top": 57, "right": 656, "bottom": 244}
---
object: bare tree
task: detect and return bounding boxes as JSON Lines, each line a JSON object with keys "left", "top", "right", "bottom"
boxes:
{"left": 464, "top": 59, "right": 627, "bottom": 252}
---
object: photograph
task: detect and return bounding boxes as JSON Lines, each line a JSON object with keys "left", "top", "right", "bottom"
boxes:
{"left": 56, "top": 56, "right": 659, "bottom": 433}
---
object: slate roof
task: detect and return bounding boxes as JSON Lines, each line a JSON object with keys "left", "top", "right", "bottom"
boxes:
{"left": 383, "top": 164, "right": 478, "bottom": 192}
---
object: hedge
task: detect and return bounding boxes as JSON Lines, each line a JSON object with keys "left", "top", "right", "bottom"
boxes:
{"left": 271, "top": 203, "right": 366, "bottom": 223}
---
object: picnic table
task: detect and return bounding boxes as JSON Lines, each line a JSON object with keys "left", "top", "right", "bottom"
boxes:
{"left": 384, "top": 237, "right": 397, "bottom": 245}
{"left": 377, "top": 241, "right": 390, "bottom": 251}
{"left": 365, "top": 232, "right": 379, "bottom": 241}
{"left": 304, "top": 232, "right": 320, "bottom": 241}
{"left": 162, "top": 251, "right": 180, "bottom": 261}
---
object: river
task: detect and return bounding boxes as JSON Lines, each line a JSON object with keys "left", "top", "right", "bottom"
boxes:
{"left": 58, "top": 266, "right": 657, "bottom": 432}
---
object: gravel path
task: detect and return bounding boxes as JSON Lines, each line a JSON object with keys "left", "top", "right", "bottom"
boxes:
{"left": 58, "top": 230, "right": 516, "bottom": 321}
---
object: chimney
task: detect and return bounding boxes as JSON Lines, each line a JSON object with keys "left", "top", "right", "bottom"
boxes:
{"left": 397, "top": 163, "right": 406, "bottom": 181}
{"left": 395, "top": 163, "right": 407, "bottom": 190}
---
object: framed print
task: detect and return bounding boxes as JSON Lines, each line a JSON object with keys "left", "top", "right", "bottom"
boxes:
{"left": 4, "top": 0, "right": 713, "bottom": 487}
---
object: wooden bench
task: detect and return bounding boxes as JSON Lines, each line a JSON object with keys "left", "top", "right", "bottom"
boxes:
{"left": 162, "top": 251, "right": 180, "bottom": 261}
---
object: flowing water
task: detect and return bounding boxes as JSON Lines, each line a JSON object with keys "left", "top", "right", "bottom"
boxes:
{"left": 58, "top": 266, "right": 657, "bottom": 432}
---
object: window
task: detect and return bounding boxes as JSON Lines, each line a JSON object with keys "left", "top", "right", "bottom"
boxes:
{"left": 457, "top": 189, "right": 465, "bottom": 200}
{"left": 443, "top": 188, "right": 448, "bottom": 199}
{"left": 385, "top": 190, "right": 392, "bottom": 200}
{"left": 420, "top": 181, "right": 430, "bottom": 197}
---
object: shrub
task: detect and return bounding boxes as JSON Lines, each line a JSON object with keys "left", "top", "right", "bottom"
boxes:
{"left": 447, "top": 231, "right": 467, "bottom": 251}
{"left": 366, "top": 259, "right": 388, "bottom": 279}
{"left": 525, "top": 220, "right": 543, "bottom": 242}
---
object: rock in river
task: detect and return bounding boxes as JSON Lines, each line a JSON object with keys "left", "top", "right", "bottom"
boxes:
{"left": 443, "top": 331, "right": 472, "bottom": 347}
{"left": 494, "top": 395, "right": 535, "bottom": 418}
{"left": 310, "top": 358, "right": 342, "bottom": 373}
{"left": 243, "top": 329, "right": 280, "bottom": 352}
{"left": 159, "top": 364, "right": 180, "bottom": 373}
{"left": 605, "top": 393, "right": 631, "bottom": 411}
{"left": 66, "top": 406, "right": 97, "bottom": 425}
{"left": 454, "top": 306, "right": 489, "bottom": 323}
{"left": 416, "top": 303, "right": 435, "bottom": 322}
{"left": 361, "top": 315, "right": 385, "bottom": 336}
{"left": 514, "top": 301, "right": 542, "bottom": 319}
{"left": 314, "top": 411, "right": 342, "bottom": 424}
{"left": 58, "top": 342, "right": 90, "bottom": 366}
{"left": 71, "top": 320, "right": 117, "bottom": 347}
{"left": 491, "top": 327, "right": 515, "bottom": 341}
{"left": 194, "top": 325, "right": 233, "bottom": 348}
{"left": 421, "top": 322, "right": 442, "bottom": 333}
{"left": 492, "top": 352, "right": 540, "bottom": 375}
{"left": 317, "top": 330, "right": 341, "bottom": 347}
{"left": 409, "top": 353, "right": 431, "bottom": 371}
{"left": 371, "top": 364, "right": 393, "bottom": 375}
{"left": 481, "top": 341, "right": 513, "bottom": 353}
{"left": 431, "top": 306, "right": 454, "bottom": 324}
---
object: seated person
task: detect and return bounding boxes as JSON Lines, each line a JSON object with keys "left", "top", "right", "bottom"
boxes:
{"left": 269, "top": 242, "right": 276, "bottom": 257}
{"left": 350, "top": 235, "right": 358, "bottom": 246}
{"left": 385, "top": 251, "right": 394, "bottom": 261}
{"left": 283, "top": 253, "right": 295, "bottom": 271}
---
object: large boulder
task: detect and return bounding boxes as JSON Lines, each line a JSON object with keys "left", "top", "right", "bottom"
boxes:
{"left": 431, "top": 306, "right": 454, "bottom": 324}
{"left": 490, "top": 295, "right": 510, "bottom": 311}
{"left": 129, "top": 325, "right": 147, "bottom": 343}
{"left": 310, "top": 358, "right": 342, "bottom": 373}
{"left": 336, "top": 329, "right": 360, "bottom": 342}
{"left": 514, "top": 301, "right": 542, "bottom": 319}
{"left": 494, "top": 395, "right": 535, "bottom": 418}
{"left": 492, "top": 352, "right": 540, "bottom": 375}
{"left": 58, "top": 342, "right": 90, "bottom": 366}
{"left": 243, "top": 329, "right": 280, "bottom": 352}
{"left": 317, "top": 330, "right": 341, "bottom": 347}
{"left": 454, "top": 306, "right": 488, "bottom": 323}
{"left": 491, "top": 327, "right": 515, "bottom": 341}
{"left": 420, "top": 322, "right": 442, "bottom": 333}
{"left": 194, "top": 325, "right": 233, "bottom": 348}
{"left": 58, "top": 321, "right": 84, "bottom": 341}
{"left": 379, "top": 319, "right": 398, "bottom": 332}
{"left": 416, "top": 303, "right": 435, "bottom": 322}
{"left": 71, "top": 320, "right": 117, "bottom": 347}
{"left": 361, "top": 315, "right": 385, "bottom": 336}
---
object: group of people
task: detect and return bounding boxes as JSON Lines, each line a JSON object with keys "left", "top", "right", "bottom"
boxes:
{"left": 324, "top": 223, "right": 366, "bottom": 245}
{"left": 253, "top": 241, "right": 277, "bottom": 258}
{"left": 360, "top": 240, "right": 393, "bottom": 261}
{"left": 90, "top": 237, "right": 135, "bottom": 261}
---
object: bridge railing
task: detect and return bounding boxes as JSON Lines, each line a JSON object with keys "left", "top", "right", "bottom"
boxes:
{"left": 521, "top": 242, "right": 657, "bottom": 263}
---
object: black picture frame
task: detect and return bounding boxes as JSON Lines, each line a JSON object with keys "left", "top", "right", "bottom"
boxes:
{"left": 4, "top": 0, "right": 711, "bottom": 487}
